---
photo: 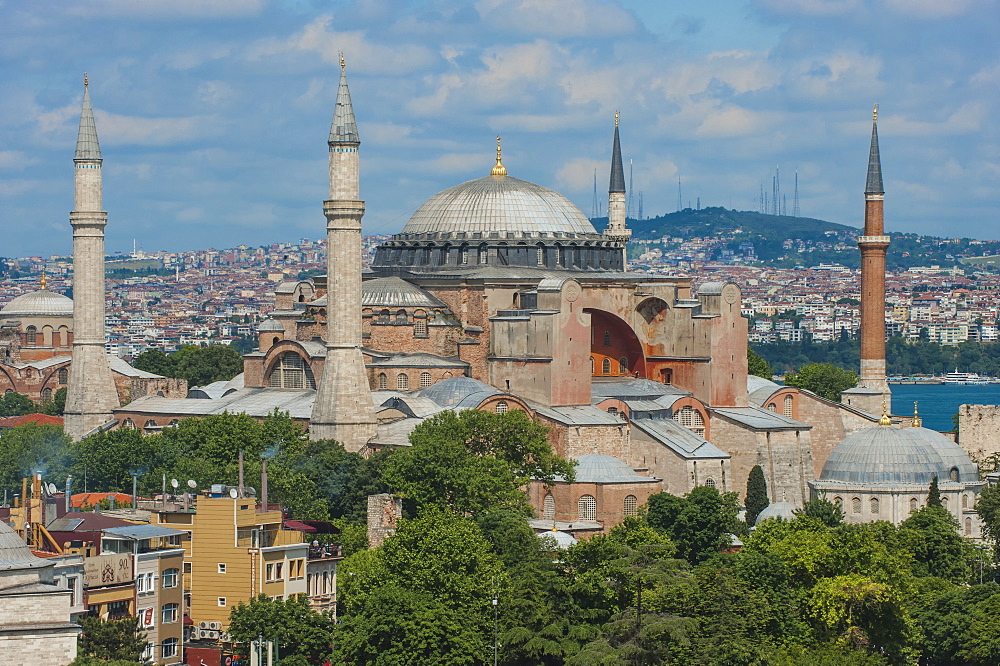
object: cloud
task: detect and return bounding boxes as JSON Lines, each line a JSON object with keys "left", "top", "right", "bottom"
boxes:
{"left": 0, "top": 151, "right": 34, "bottom": 170}
{"left": 884, "top": 0, "right": 975, "bottom": 18}
{"left": 476, "top": 0, "right": 640, "bottom": 37}
{"left": 556, "top": 157, "right": 604, "bottom": 193}
{"left": 94, "top": 112, "right": 216, "bottom": 146}
{"left": 696, "top": 106, "right": 762, "bottom": 138}
{"left": 63, "top": 0, "right": 265, "bottom": 19}
{"left": 754, "top": 0, "right": 862, "bottom": 17}
{"left": 873, "top": 103, "right": 986, "bottom": 137}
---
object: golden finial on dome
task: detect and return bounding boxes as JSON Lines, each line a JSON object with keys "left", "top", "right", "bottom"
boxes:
{"left": 84, "top": 73, "right": 89, "bottom": 88}
{"left": 340, "top": 52, "right": 345, "bottom": 70}
{"left": 490, "top": 136, "right": 507, "bottom": 177}
{"left": 879, "top": 399, "right": 892, "bottom": 426}
{"left": 912, "top": 401, "right": 922, "bottom": 428}
{"left": 40, "top": 270, "right": 47, "bottom": 290}
{"left": 873, "top": 103, "right": 878, "bottom": 123}
{"left": 615, "top": 110, "right": 619, "bottom": 127}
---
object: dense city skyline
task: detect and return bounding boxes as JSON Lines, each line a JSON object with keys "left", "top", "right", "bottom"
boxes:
{"left": 1, "top": 0, "right": 997, "bottom": 257}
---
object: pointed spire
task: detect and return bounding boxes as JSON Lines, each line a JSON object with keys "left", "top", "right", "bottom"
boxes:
{"left": 865, "top": 104, "right": 883, "bottom": 195}
{"left": 609, "top": 111, "right": 625, "bottom": 194}
{"left": 490, "top": 136, "right": 507, "bottom": 177}
{"left": 75, "top": 73, "right": 101, "bottom": 160}
{"left": 329, "top": 55, "right": 359, "bottom": 144}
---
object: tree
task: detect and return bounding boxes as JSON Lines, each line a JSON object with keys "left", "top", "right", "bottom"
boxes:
{"left": 975, "top": 484, "right": 1000, "bottom": 555}
{"left": 227, "top": 594, "right": 335, "bottom": 664}
{"left": 0, "top": 423, "right": 71, "bottom": 498}
{"left": 783, "top": 363, "right": 858, "bottom": 401}
{"left": 173, "top": 344, "right": 244, "bottom": 386}
{"left": 646, "top": 486, "right": 739, "bottom": 564}
{"left": 747, "top": 348, "right": 772, "bottom": 379}
{"left": 899, "top": 506, "right": 972, "bottom": 583}
{"left": 796, "top": 495, "right": 845, "bottom": 527}
{"left": 745, "top": 465, "right": 769, "bottom": 527}
{"left": 927, "top": 476, "right": 942, "bottom": 508}
{"left": 382, "top": 410, "right": 574, "bottom": 516}
{"left": 131, "top": 349, "right": 174, "bottom": 377}
{"left": 76, "top": 616, "right": 146, "bottom": 663}
{"left": 0, "top": 391, "right": 35, "bottom": 417}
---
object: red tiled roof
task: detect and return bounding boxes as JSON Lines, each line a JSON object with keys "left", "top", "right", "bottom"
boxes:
{"left": 70, "top": 492, "right": 143, "bottom": 509}
{"left": 0, "top": 414, "right": 64, "bottom": 428}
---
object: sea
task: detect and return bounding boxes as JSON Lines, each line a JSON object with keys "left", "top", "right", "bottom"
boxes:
{"left": 889, "top": 383, "right": 1000, "bottom": 432}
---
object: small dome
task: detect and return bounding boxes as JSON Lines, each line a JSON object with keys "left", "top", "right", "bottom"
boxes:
{"left": 0, "top": 520, "right": 49, "bottom": 571}
{"left": 400, "top": 175, "right": 598, "bottom": 237}
{"left": 540, "top": 529, "right": 577, "bottom": 548}
{"left": 572, "top": 454, "right": 656, "bottom": 484}
{"left": 820, "top": 425, "right": 979, "bottom": 486}
{"left": 417, "top": 376, "right": 498, "bottom": 408}
{"left": 0, "top": 289, "right": 73, "bottom": 318}
{"left": 362, "top": 277, "right": 445, "bottom": 308}
{"left": 754, "top": 502, "right": 796, "bottom": 526}
{"left": 257, "top": 319, "right": 284, "bottom": 332}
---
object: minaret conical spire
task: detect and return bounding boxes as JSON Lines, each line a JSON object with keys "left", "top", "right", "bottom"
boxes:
{"left": 329, "top": 54, "right": 359, "bottom": 144}
{"left": 75, "top": 74, "right": 101, "bottom": 160}
{"left": 609, "top": 111, "right": 625, "bottom": 194}
{"left": 865, "top": 104, "right": 883, "bottom": 195}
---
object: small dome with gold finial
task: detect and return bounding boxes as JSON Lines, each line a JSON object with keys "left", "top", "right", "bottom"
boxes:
{"left": 490, "top": 136, "right": 507, "bottom": 177}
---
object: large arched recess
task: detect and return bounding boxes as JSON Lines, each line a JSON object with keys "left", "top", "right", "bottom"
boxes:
{"left": 585, "top": 308, "right": 648, "bottom": 378}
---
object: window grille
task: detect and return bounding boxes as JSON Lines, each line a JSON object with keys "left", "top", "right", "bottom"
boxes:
{"left": 543, "top": 494, "right": 555, "bottom": 521}
{"left": 495, "top": 400, "right": 508, "bottom": 414}
{"left": 397, "top": 373, "right": 409, "bottom": 390}
{"left": 602, "top": 358, "right": 611, "bottom": 374}
{"left": 420, "top": 372, "right": 432, "bottom": 388}
{"left": 783, "top": 395, "right": 793, "bottom": 418}
{"left": 851, "top": 497, "right": 862, "bottom": 514}
{"left": 624, "top": 495, "right": 638, "bottom": 516}
{"left": 378, "top": 373, "right": 387, "bottom": 390}
{"left": 578, "top": 495, "right": 596, "bottom": 521}
{"left": 870, "top": 497, "right": 879, "bottom": 514}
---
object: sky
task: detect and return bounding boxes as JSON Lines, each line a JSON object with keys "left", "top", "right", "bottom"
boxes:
{"left": 0, "top": 0, "right": 997, "bottom": 258}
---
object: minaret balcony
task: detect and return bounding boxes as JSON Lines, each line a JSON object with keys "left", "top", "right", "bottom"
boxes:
{"left": 857, "top": 235, "right": 890, "bottom": 245}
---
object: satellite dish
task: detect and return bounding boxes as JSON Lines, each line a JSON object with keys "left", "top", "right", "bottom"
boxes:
{"left": 170, "top": 479, "right": 179, "bottom": 489}
{"left": 47, "top": 483, "right": 57, "bottom": 495}
{"left": 187, "top": 480, "right": 197, "bottom": 489}
{"left": 228, "top": 488, "right": 238, "bottom": 498}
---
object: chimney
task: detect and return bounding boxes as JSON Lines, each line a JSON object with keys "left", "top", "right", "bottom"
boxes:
{"left": 65, "top": 476, "right": 73, "bottom": 514}
{"left": 238, "top": 450, "right": 245, "bottom": 498}
{"left": 260, "top": 459, "right": 268, "bottom": 512}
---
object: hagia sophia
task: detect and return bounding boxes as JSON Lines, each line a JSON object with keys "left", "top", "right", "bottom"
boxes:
{"left": 0, "top": 66, "right": 985, "bottom": 537}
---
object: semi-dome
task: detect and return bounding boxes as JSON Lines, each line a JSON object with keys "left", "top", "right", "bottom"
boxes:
{"left": 400, "top": 175, "right": 598, "bottom": 238}
{"left": 257, "top": 319, "right": 284, "bottom": 332}
{"left": 754, "top": 501, "right": 796, "bottom": 526}
{"left": 820, "top": 425, "right": 979, "bottom": 486}
{"left": 0, "top": 289, "right": 73, "bottom": 318}
{"left": 0, "top": 520, "right": 49, "bottom": 571}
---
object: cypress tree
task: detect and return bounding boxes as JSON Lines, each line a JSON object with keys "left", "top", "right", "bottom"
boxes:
{"left": 745, "top": 465, "right": 769, "bottom": 527}
{"left": 927, "top": 475, "right": 942, "bottom": 508}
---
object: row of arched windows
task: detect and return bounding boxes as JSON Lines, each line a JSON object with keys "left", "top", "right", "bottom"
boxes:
{"left": 590, "top": 356, "right": 629, "bottom": 375}
{"left": 673, "top": 406, "right": 706, "bottom": 436}
{"left": 767, "top": 395, "right": 794, "bottom": 418}
{"left": 379, "top": 241, "right": 621, "bottom": 270}
{"left": 543, "top": 493, "right": 639, "bottom": 522}
{"left": 377, "top": 371, "right": 434, "bottom": 391}
{"left": 23, "top": 326, "right": 71, "bottom": 347}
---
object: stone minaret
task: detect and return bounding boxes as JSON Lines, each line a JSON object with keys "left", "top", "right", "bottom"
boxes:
{"left": 603, "top": 111, "right": 631, "bottom": 270}
{"left": 309, "top": 57, "right": 377, "bottom": 450}
{"left": 64, "top": 75, "right": 120, "bottom": 440}
{"left": 845, "top": 105, "right": 891, "bottom": 415}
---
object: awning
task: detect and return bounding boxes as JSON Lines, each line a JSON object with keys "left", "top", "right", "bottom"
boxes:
{"left": 282, "top": 520, "right": 317, "bottom": 533}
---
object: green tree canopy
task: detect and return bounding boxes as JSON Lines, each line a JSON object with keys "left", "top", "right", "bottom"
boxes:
{"left": 646, "top": 486, "right": 740, "bottom": 564}
{"left": 76, "top": 616, "right": 146, "bottom": 663}
{"left": 783, "top": 363, "right": 859, "bottom": 401}
{"left": 795, "top": 496, "right": 845, "bottom": 527}
{"left": 227, "top": 593, "right": 335, "bottom": 664}
{"left": 0, "top": 391, "right": 36, "bottom": 417}
{"left": 133, "top": 344, "right": 243, "bottom": 386}
{"left": 747, "top": 347, "right": 773, "bottom": 379}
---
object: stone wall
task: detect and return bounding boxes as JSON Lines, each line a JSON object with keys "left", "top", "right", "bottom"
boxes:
{"left": 366, "top": 493, "right": 402, "bottom": 548}
{"left": 958, "top": 404, "right": 1000, "bottom": 462}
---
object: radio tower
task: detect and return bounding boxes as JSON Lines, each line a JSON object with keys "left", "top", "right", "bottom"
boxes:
{"left": 626, "top": 160, "right": 634, "bottom": 219}
{"left": 677, "top": 176, "right": 682, "bottom": 212}
{"left": 793, "top": 169, "right": 800, "bottom": 217}
{"left": 637, "top": 191, "right": 643, "bottom": 220}
{"left": 591, "top": 169, "right": 599, "bottom": 219}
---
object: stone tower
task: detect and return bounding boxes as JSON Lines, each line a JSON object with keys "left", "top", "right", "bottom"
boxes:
{"left": 309, "top": 58, "right": 377, "bottom": 450}
{"left": 602, "top": 111, "right": 631, "bottom": 269}
{"left": 843, "top": 106, "right": 891, "bottom": 415}
{"left": 64, "top": 76, "right": 120, "bottom": 441}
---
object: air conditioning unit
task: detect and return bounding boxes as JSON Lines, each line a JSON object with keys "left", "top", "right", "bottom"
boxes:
{"left": 219, "top": 632, "right": 232, "bottom": 643}
{"left": 199, "top": 629, "right": 213, "bottom": 640}
{"left": 210, "top": 621, "right": 222, "bottom": 630}
{"left": 208, "top": 630, "right": 220, "bottom": 639}
{"left": 199, "top": 621, "right": 211, "bottom": 630}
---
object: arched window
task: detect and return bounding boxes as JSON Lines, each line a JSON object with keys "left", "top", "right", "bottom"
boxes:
{"left": 554, "top": 244, "right": 562, "bottom": 267}
{"left": 962, "top": 494, "right": 969, "bottom": 509}
{"left": 767, "top": 403, "right": 777, "bottom": 412}
{"left": 602, "top": 358, "right": 611, "bottom": 374}
{"left": 608, "top": 407, "right": 618, "bottom": 416}
{"left": 950, "top": 467, "right": 960, "bottom": 482}
{"left": 144, "top": 420, "right": 157, "bottom": 428}
{"left": 396, "top": 373, "right": 409, "bottom": 390}
{"left": 26, "top": 326, "right": 37, "bottom": 344}
{"left": 851, "top": 497, "right": 862, "bottom": 514}
{"left": 578, "top": 495, "right": 596, "bottom": 521}
{"left": 420, "top": 372, "right": 432, "bottom": 388}
{"left": 378, "top": 373, "right": 387, "bottom": 390}
{"left": 396, "top": 309, "right": 407, "bottom": 323}
{"left": 161, "top": 602, "right": 178, "bottom": 624}
{"left": 590, "top": 357, "right": 595, "bottom": 374}
{"left": 603, "top": 331, "right": 611, "bottom": 347}
{"left": 673, "top": 406, "right": 706, "bottom": 436}
{"left": 705, "top": 478, "right": 716, "bottom": 488}
{"left": 414, "top": 320, "right": 428, "bottom": 337}
{"left": 783, "top": 395, "right": 793, "bottom": 418}
{"left": 536, "top": 244, "right": 545, "bottom": 265}
{"left": 495, "top": 400, "right": 508, "bottom": 414}
{"left": 479, "top": 244, "right": 488, "bottom": 265}
{"left": 461, "top": 245, "right": 469, "bottom": 265}
{"left": 909, "top": 497, "right": 918, "bottom": 512}
{"left": 870, "top": 497, "right": 879, "bottom": 514}
{"left": 268, "top": 352, "right": 315, "bottom": 389}
{"left": 41, "top": 388, "right": 52, "bottom": 401}
{"left": 833, "top": 496, "right": 843, "bottom": 507}
{"left": 965, "top": 517, "right": 972, "bottom": 535}
{"left": 123, "top": 419, "right": 136, "bottom": 429}
{"left": 57, "top": 367, "right": 68, "bottom": 384}
{"left": 543, "top": 494, "right": 555, "bottom": 521}
{"left": 624, "top": 495, "right": 638, "bottom": 517}
{"left": 378, "top": 309, "right": 390, "bottom": 323}
{"left": 619, "top": 357, "right": 628, "bottom": 374}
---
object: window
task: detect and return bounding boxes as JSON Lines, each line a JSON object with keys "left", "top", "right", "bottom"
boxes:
{"left": 266, "top": 563, "right": 274, "bottom": 581}
{"left": 618, "top": 357, "right": 628, "bottom": 374}
{"left": 26, "top": 326, "right": 37, "bottom": 344}
{"left": 461, "top": 245, "right": 469, "bottom": 265}
{"left": 603, "top": 331, "right": 611, "bottom": 347}
{"left": 162, "top": 638, "right": 178, "bottom": 659}
{"left": 673, "top": 406, "right": 706, "bottom": 436}
{"left": 909, "top": 497, "right": 918, "bottom": 512}
{"left": 851, "top": 497, "right": 862, "bottom": 514}
{"left": 705, "top": 478, "right": 716, "bottom": 488}
{"left": 602, "top": 358, "right": 611, "bottom": 374}
{"left": 536, "top": 245, "right": 545, "bottom": 265}
{"left": 144, "top": 419, "right": 157, "bottom": 429}
{"left": 218, "top": 597, "right": 227, "bottom": 607}
{"left": 379, "top": 309, "right": 390, "bottom": 323}
{"left": 396, "top": 373, "right": 409, "bottom": 390}
{"left": 396, "top": 309, "right": 407, "bottom": 323}
{"left": 962, "top": 494, "right": 969, "bottom": 509}
{"left": 767, "top": 403, "right": 777, "bottom": 412}
{"left": 58, "top": 367, "right": 68, "bottom": 383}
{"left": 578, "top": 495, "right": 597, "bottom": 522}
{"left": 420, "top": 372, "right": 432, "bottom": 388}
{"left": 378, "top": 372, "right": 387, "bottom": 390}
{"left": 268, "top": 352, "right": 315, "bottom": 389}
{"left": 590, "top": 357, "right": 595, "bottom": 374}
{"left": 965, "top": 517, "right": 972, "bottom": 536}
{"left": 217, "top": 563, "right": 226, "bottom": 574}
{"left": 414, "top": 319, "right": 428, "bottom": 337}
{"left": 833, "top": 496, "right": 843, "bottom": 507}
{"left": 479, "top": 244, "right": 488, "bottom": 265}
{"left": 41, "top": 388, "right": 52, "bottom": 401}
{"left": 608, "top": 407, "right": 618, "bottom": 416}
{"left": 137, "top": 572, "right": 154, "bottom": 594}
{"left": 624, "top": 495, "right": 638, "bottom": 517}
{"left": 950, "top": 467, "right": 960, "bottom": 482}
{"left": 870, "top": 497, "right": 879, "bottom": 514}
{"left": 543, "top": 494, "right": 555, "bottom": 521}
{"left": 161, "top": 602, "right": 178, "bottom": 624}
{"left": 783, "top": 395, "right": 793, "bottom": 418}
{"left": 123, "top": 419, "right": 136, "bottom": 429}
{"left": 495, "top": 400, "right": 508, "bottom": 414}
{"left": 276, "top": 562, "right": 283, "bottom": 579}
{"left": 162, "top": 568, "right": 178, "bottom": 589}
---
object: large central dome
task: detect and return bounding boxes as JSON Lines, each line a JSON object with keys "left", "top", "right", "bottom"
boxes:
{"left": 400, "top": 175, "right": 598, "bottom": 238}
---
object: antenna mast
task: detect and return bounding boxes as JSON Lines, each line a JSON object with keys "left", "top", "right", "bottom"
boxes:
{"left": 627, "top": 160, "right": 634, "bottom": 219}
{"left": 677, "top": 176, "right": 682, "bottom": 212}
{"left": 591, "top": 169, "right": 599, "bottom": 219}
{"left": 793, "top": 169, "right": 800, "bottom": 217}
